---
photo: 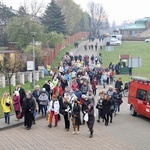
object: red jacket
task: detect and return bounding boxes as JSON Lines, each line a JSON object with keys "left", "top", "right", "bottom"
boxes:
{"left": 53, "top": 86, "right": 63, "bottom": 96}
{"left": 91, "top": 80, "right": 98, "bottom": 90}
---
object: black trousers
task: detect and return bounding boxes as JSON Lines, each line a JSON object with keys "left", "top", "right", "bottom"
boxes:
{"left": 103, "top": 111, "right": 112, "bottom": 124}
{"left": 64, "top": 114, "right": 70, "bottom": 129}
{"left": 24, "top": 111, "right": 33, "bottom": 128}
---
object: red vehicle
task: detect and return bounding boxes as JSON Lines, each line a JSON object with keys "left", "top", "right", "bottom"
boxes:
{"left": 128, "top": 76, "right": 150, "bottom": 118}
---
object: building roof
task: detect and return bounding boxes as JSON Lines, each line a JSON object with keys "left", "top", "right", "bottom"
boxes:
{"left": 121, "top": 23, "right": 146, "bottom": 30}
{"left": 136, "top": 17, "right": 150, "bottom": 23}
{"left": 119, "top": 55, "right": 130, "bottom": 59}
{"left": 120, "top": 17, "right": 150, "bottom": 30}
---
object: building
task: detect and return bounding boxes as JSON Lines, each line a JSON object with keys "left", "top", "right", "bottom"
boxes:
{"left": 120, "top": 17, "right": 150, "bottom": 38}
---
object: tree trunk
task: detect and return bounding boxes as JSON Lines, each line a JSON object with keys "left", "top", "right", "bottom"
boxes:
{"left": 8, "top": 77, "right": 12, "bottom": 96}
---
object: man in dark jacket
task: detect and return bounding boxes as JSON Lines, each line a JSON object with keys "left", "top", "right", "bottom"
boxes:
{"left": 74, "top": 88, "right": 82, "bottom": 101}
{"left": 16, "top": 84, "right": 26, "bottom": 108}
{"left": 32, "top": 85, "right": 42, "bottom": 114}
{"left": 23, "top": 91, "right": 36, "bottom": 130}
{"left": 115, "top": 78, "right": 123, "bottom": 92}
{"left": 81, "top": 95, "right": 91, "bottom": 125}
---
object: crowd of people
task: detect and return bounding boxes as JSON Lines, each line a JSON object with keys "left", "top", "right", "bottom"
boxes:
{"left": 1, "top": 49, "right": 125, "bottom": 138}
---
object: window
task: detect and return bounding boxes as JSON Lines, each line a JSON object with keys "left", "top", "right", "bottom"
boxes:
{"left": 148, "top": 92, "right": 150, "bottom": 103}
{"left": 136, "top": 89, "right": 147, "bottom": 101}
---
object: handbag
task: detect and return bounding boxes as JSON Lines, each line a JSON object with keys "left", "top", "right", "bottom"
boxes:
{"left": 119, "top": 99, "right": 123, "bottom": 105}
{"left": 5, "top": 99, "right": 11, "bottom": 107}
{"left": 110, "top": 105, "right": 115, "bottom": 111}
{"left": 17, "top": 112, "right": 23, "bottom": 119}
{"left": 83, "top": 113, "right": 88, "bottom": 122}
{"left": 5, "top": 102, "right": 10, "bottom": 107}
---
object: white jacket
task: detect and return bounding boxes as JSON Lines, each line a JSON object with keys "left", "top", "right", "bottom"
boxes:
{"left": 48, "top": 100, "right": 60, "bottom": 114}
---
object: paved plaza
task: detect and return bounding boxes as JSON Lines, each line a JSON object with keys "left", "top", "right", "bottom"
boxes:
{"left": 0, "top": 40, "right": 150, "bottom": 150}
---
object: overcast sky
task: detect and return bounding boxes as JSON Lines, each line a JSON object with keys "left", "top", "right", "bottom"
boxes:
{"left": 1, "top": 0, "right": 150, "bottom": 25}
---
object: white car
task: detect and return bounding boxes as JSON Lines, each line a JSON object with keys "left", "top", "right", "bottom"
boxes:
{"left": 145, "top": 38, "right": 150, "bottom": 42}
{"left": 110, "top": 38, "right": 122, "bottom": 46}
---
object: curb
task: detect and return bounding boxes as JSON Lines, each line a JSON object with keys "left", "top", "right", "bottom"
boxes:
{"left": 0, "top": 115, "right": 43, "bottom": 131}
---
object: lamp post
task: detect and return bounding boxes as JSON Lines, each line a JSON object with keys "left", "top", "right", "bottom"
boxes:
{"left": 31, "top": 32, "right": 36, "bottom": 89}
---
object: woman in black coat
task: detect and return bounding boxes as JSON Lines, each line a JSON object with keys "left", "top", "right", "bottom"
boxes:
{"left": 61, "top": 97, "right": 72, "bottom": 131}
{"left": 87, "top": 103, "right": 95, "bottom": 138}
{"left": 102, "top": 94, "right": 112, "bottom": 126}
{"left": 72, "top": 100, "right": 81, "bottom": 134}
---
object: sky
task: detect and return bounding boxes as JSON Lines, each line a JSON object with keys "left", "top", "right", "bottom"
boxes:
{"left": 1, "top": 0, "right": 150, "bottom": 25}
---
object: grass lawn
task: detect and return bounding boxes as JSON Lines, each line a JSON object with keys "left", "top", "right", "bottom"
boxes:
{"left": 101, "top": 41, "right": 150, "bottom": 82}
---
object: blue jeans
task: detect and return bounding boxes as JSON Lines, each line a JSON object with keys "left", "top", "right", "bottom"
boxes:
{"left": 40, "top": 105, "right": 47, "bottom": 116}
{"left": 4, "top": 112, "right": 10, "bottom": 124}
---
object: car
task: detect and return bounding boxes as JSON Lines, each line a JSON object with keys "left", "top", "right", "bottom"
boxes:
{"left": 110, "top": 38, "right": 122, "bottom": 46}
{"left": 145, "top": 38, "right": 150, "bottom": 42}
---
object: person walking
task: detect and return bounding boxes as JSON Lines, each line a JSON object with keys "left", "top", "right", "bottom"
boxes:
{"left": 72, "top": 100, "right": 81, "bottom": 134}
{"left": 96, "top": 91, "right": 105, "bottom": 123}
{"left": 86, "top": 103, "right": 95, "bottom": 138}
{"left": 113, "top": 89, "right": 123, "bottom": 115}
{"left": 15, "top": 84, "right": 26, "bottom": 108}
{"left": 32, "top": 85, "right": 41, "bottom": 114}
{"left": 22, "top": 91, "right": 36, "bottom": 130}
{"left": 61, "top": 97, "right": 72, "bottom": 131}
{"left": 13, "top": 91, "right": 21, "bottom": 121}
{"left": 102, "top": 94, "right": 112, "bottom": 126}
{"left": 48, "top": 95, "right": 60, "bottom": 128}
{"left": 115, "top": 78, "right": 123, "bottom": 92}
{"left": 87, "top": 90, "right": 95, "bottom": 105}
{"left": 1, "top": 92, "right": 12, "bottom": 124}
{"left": 91, "top": 77, "right": 98, "bottom": 96}
{"left": 39, "top": 89, "right": 49, "bottom": 116}
{"left": 81, "top": 95, "right": 91, "bottom": 125}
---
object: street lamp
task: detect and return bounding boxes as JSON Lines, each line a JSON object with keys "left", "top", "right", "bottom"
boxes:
{"left": 31, "top": 32, "right": 36, "bottom": 89}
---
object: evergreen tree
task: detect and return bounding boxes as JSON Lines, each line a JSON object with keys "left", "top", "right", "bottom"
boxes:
{"left": 42, "top": 0, "right": 66, "bottom": 34}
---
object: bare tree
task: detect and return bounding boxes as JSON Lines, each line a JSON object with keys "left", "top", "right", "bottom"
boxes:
{"left": 87, "top": 1, "right": 108, "bottom": 35}
{"left": 30, "top": 0, "right": 45, "bottom": 17}
{"left": 0, "top": 53, "right": 24, "bottom": 95}
{"left": 19, "top": 0, "right": 45, "bottom": 17}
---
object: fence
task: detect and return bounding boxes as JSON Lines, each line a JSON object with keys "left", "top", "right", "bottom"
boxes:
{"left": 43, "top": 32, "right": 89, "bottom": 67}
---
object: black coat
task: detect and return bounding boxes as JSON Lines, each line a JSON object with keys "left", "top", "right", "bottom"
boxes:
{"left": 43, "top": 83, "right": 50, "bottom": 93}
{"left": 23, "top": 97, "right": 36, "bottom": 114}
{"left": 18, "top": 88, "right": 26, "bottom": 106}
{"left": 82, "top": 100, "right": 91, "bottom": 111}
{"left": 32, "top": 89, "right": 42, "bottom": 102}
{"left": 87, "top": 105, "right": 95, "bottom": 129}
{"left": 102, "top": 100, "right": 111, "bottom": 114}
{"left": 72, "top": 105, "right": 81, "bottom": 126}
{"left": 115, "top": 80, "right": 123, "bottom": 90}
{"left": 61, "top": 102, "right": 72, "bottom": 116}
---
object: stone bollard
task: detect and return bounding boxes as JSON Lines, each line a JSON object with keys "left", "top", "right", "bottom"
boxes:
{"left": 10, "top": 74, "right": 16, "bottom": 86}
{"left": 35, "top": 71, "right": 39, "bottom": 81}
{"left": 0, "top": 74, "right": 6, "bottom": 88}
{"left": 39, "top": 70, "right": 44, "bottom": 78}
{"left": 27, "top": 72, "right": 32, "bottom": 83}
{"left": 19, "top": 72, "right": 25, "bottom": 84}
